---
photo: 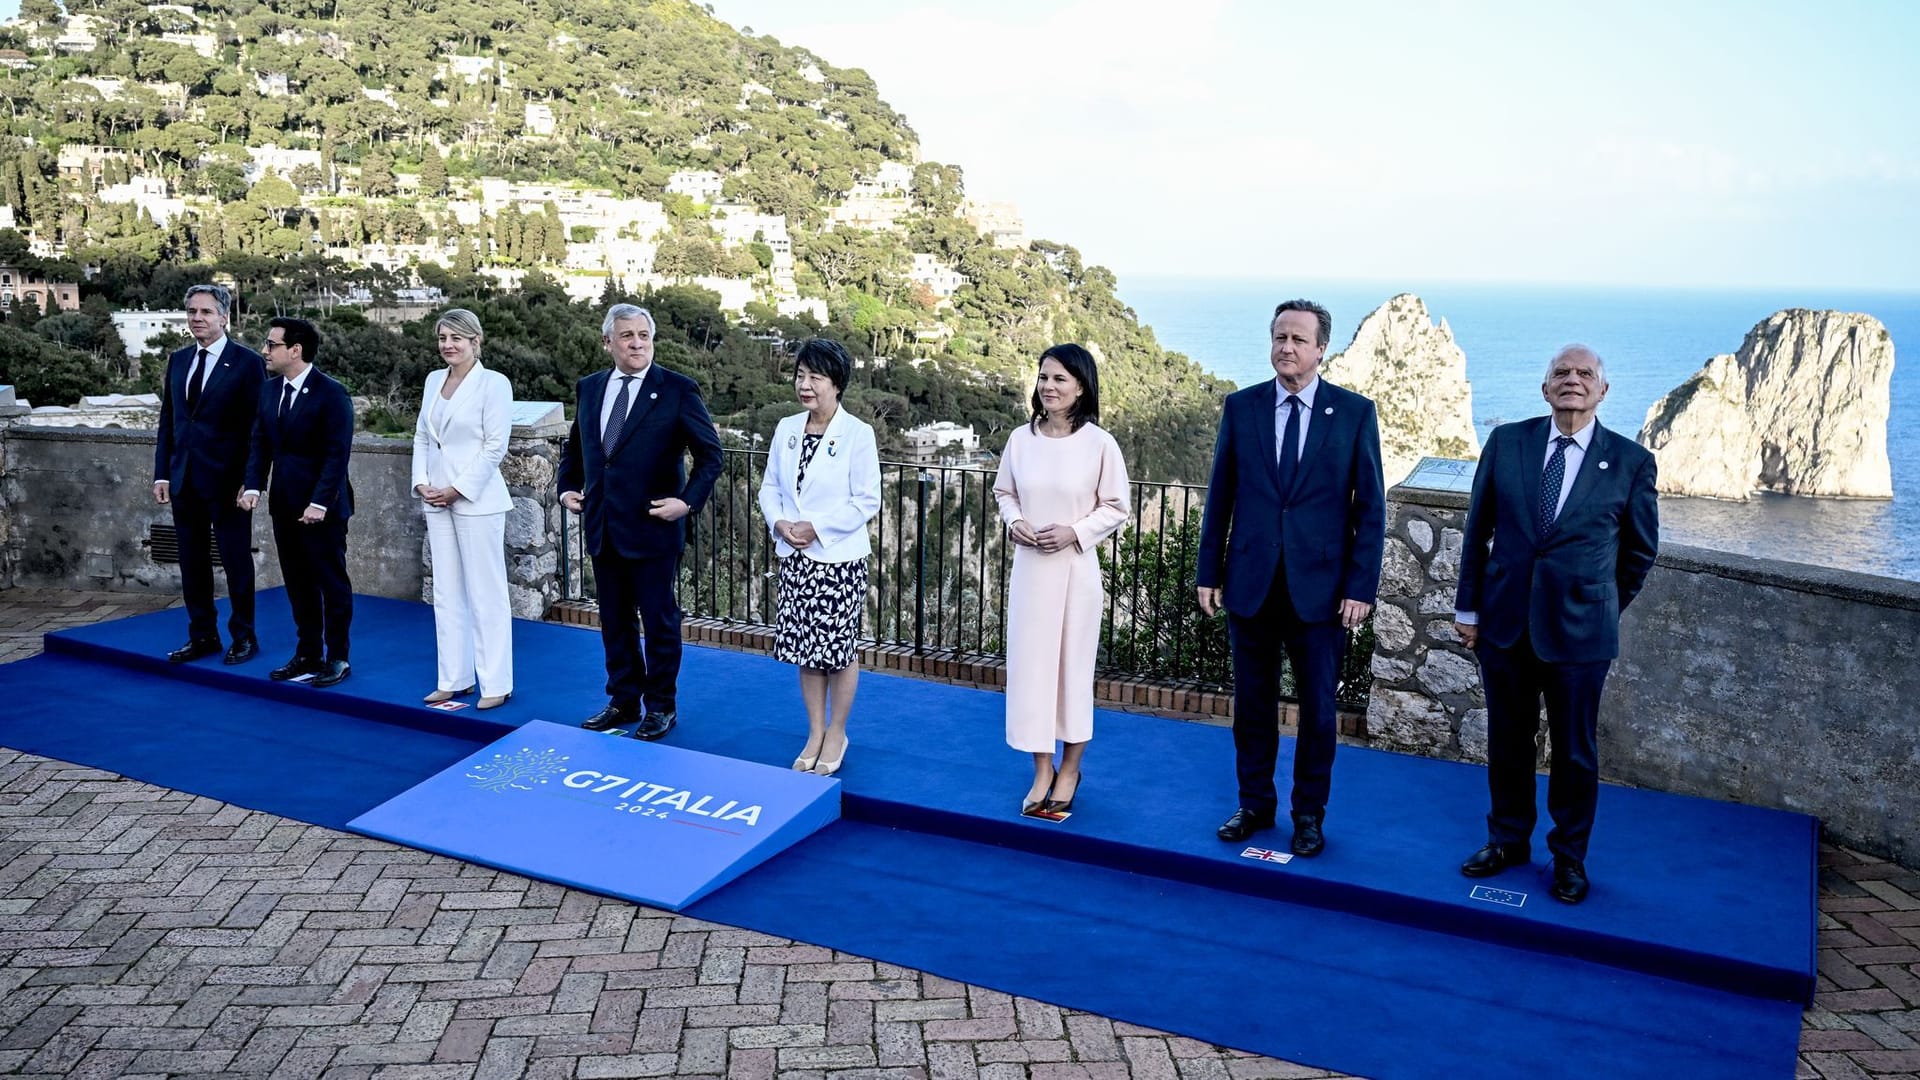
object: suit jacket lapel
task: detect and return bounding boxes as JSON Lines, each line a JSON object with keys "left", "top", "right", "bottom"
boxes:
{"left": 1289, "top": 381, "right": 1336, "bottom": 499}
{"left": 1252, "top": 380, "right": 1281, "bottom": 496}
{"left": 784, "top": 416, "right": 805, "bottom": 495}
{"left": 424, "top": 369, "right": 449, "bottom": 444}
{"left": 1555, "top": 421, "right": 1610, "bottom": 536}
{"left": 1518, "top": 417, "right": 1547, "bottom": 544}
{"left": 173, "top": 347, "right": 194, "bottom": 412}
{"left": 580, "top": 371, "right": 609, "bottom": 457}
{"left": 608, "top": 366, "right": 662, "bottom": 459}
{"left": 196, "top": 347, "right": 235, "bottom": 411}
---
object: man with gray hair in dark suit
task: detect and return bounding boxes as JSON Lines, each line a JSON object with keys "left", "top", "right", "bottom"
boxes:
{"left": 153, "top": 283, "right": 266, "bottom": 665}
{"left": 559, "top": 303, "right": 725, "bottom": 740}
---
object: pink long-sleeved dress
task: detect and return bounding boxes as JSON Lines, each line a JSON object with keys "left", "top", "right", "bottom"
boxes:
{"left": 992, "top": 422, "right": 1131, "bottom": 752}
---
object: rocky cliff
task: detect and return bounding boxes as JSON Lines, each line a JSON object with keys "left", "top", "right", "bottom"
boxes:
{"left": 1323, "top": 294, "right": 1480, "bottom": 486}
{"left": 1639, "top": 310, "right": 1895, "bottom": 500}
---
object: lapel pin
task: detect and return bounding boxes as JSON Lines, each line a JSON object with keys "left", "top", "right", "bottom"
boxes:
{"left": 1324, "top": 407, "right": 1333, "bottom": 415}
{"left": 787, "top": 435, "right": 798, "bottom": 449}
{"left": 650, "top": 392, "right": 658, "bottom": 400}
{"left": 1598, "top": 461, "right": 1609, "bottom": 470}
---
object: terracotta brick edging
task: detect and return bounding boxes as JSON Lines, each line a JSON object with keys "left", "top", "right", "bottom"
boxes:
{"left": 548, "top": 599, "right": 1366, "bottom": 738}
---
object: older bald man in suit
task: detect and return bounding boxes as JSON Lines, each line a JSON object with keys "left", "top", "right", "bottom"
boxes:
{"left": 1455, "top": 344, "right": 1659, "bottom": 904}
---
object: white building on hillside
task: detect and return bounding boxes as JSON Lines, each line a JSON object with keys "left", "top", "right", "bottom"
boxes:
{"left": 246, "top": 145, "right": 322, "bottom": 183}
{"left": 909, "top": 253, "right": 965, "bottom": 299}
{"left": 963, "top": 200, "right": 1027, "bottom": 249}
{"left": 524, "top": 102, "right": 556, "bottom": 137}
{"left": 97, "top": 176, "right": 185, "bottom": 225}
{"left": 666, "top": 170, "right": 725, "bottom": 203}
{"left": 110, "top": 311, "right": 190, "bottom": 360}
{"left": 903, "top": 421, "right": 979, "bottom": 463}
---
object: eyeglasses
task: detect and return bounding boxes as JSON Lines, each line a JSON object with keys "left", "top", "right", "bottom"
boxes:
{"left": 263, "top": 340, "right": 288, "bottom": 351}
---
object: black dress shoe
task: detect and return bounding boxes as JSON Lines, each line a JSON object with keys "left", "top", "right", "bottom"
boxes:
{"left": 1550, "top": 857, "right": 1590, "bottom": 904}
{"left": 223, "top": 638, "right": 259, "bottom": 665}
{"left": 1216, "top": 808, "right": 1275, "bottom": 842}
{"left": 1290, "top": 814, "right": 1325, "bottom": 857}
{"left": 581, "top": 703, "right": 637, "bottom": 731}
{"left": 270, "top": 655, "right": 324, "bottom": 681}
{"left": 311, "top": 660, "right": 351, "bottom": 688}
{"left": 630, "top": 710, "right": 677, "bottom": 741}
{"left": 168, "top": 638, "right": 222, "bottom": 663}
{"left": 1461, "top": 841, "right": 1531, "bottom": 878}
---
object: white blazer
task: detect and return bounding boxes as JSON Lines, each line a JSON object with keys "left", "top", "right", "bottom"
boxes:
{"left": 411, "top": 363, "right": 514, "bottom": 516}
{"left": 757, "top": 408, "right": 881, "bottom": 562}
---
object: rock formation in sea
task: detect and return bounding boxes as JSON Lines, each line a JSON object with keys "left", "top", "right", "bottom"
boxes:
{"left": 1638, "top": 310, "right": 1894, "bottom": 500}
{"left": 1322, "top": 293, "right": 1480, "bottom": 486}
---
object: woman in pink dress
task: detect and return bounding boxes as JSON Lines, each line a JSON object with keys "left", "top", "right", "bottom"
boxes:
{"left": 993, "top": 344, "right": 1130, "bottom": 816}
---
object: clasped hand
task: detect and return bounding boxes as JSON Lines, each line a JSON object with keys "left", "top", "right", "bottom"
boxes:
{"left": 415, "top": 484, "right": 464, "bottom": 509}
{"left": 1009, "top": 520, "right": 1077, "bottom": 553}
{"left": 774, "top": 519, "right": 818, "bottom": 547}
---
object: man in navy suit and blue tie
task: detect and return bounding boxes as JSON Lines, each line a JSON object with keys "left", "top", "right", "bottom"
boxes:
{"left": 240, "top": 317, "right": 357, "bottom": 689}
{"left": 1454, "top": 345, "right": 1659, "bottom": 904}
{"left": 153, "top": 284, "right": 265, "bottom": 665}
{"left": 1198, "top": 299, "right": 1386, "bottom": 857}
{"left": 560, "top": 303, "right": 724, "bottom": 741}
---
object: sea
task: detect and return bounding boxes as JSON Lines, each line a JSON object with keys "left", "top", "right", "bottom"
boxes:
{"left": 1120, "top": 277, "right": 1920, "bottom": 583}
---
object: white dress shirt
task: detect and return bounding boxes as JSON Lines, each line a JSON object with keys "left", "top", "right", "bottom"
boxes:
{"left": 188, "top": 335, "right": 228, "bottom": 395}
{"left": 598, "top": 364, "right": 650, "bottom": 441}
{"left": 246, "top": 365, "right": 325, "bottom": 511}
{"left": 1274, "top": 376, "right": 1320, "bottom": 463}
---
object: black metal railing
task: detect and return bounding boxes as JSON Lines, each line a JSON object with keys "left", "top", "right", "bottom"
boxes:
{"left": 559, "top": 449, "right": 1373, "bottom": 707}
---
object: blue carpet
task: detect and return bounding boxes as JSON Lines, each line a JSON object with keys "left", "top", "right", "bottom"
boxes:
{"left": 6, "top": 594, "right": 1812, "bottom": 1077}
{"left": 48, "top": 591, "right": 1819, "bottom": 1003}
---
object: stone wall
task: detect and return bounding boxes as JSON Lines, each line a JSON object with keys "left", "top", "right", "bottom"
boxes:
{"left": 1366, "top": 486, "right": 1494, "bottom": 761}
{"left": 0, "top": 424, "right": 578, "bottom": 616}
{"left": 0, "top": 426, "right": 424, "bottom": 600}
{"left": 1605, "top": 548, "right": 1920, "bottom": 864}
{"left": 1372, "top": 476, "right": 1920, "bottom": 863}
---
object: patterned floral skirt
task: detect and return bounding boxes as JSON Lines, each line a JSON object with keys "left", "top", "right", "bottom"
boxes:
{"left": 773, "top": 555, "right": 869, "bottom": 670}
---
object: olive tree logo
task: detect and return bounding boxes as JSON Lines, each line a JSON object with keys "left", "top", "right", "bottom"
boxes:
{"left": 466, "top": 746, "right": 571, "bottom": 793}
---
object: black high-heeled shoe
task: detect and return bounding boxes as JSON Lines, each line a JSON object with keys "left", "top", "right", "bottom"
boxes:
{"left": 1021, "top": 779, "right": 1055, "bottom": 816}
{"left": 1041, "top": 772, "right": 1082, "bottom": 815}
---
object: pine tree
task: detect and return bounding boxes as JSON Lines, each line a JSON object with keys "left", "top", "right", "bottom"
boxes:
{"left": 420, "top": 144, "right": 447, "bottom": 197}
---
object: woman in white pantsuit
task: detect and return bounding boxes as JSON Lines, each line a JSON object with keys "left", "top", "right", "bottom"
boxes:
{"left": 758, "top": 338, "right": 882, "bottom": 776}
{"left": 411, "top": 308, "right": 515, "bottom": 709}
{"left": 993, "top": 344, "right": 1130, "bottom": 817}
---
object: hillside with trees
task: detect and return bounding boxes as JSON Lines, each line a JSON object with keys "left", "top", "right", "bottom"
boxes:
{"left": 0, "top": 0, "right": 1231, "bottom": 480}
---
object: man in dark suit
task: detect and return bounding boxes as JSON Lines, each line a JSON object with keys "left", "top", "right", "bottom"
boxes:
{"left": 1454, "top": 344, "right": 1659, "bottom": 904}
{"left": 240, "top": 317, "right": 356, "bottom": 688}
{"left": 1197, "top": 299, "right": 1386, "bottom": 857}
{"left": 153, "top": 284, "right": 265, "bottom": 665}
{"left": 560, "top": 303, "right": 724, "bottom": 740}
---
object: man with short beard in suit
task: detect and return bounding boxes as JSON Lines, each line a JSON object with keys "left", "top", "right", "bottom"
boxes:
{"left": 241, "top": 317, "right": 357, "bottom": 688}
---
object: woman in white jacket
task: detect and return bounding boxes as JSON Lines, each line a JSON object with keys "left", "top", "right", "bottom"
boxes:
{"left": 411, "top": 309, "right": 515, "bottom": 709}
{"left": 757, "top": 338, "right": 882, "bottom": 775}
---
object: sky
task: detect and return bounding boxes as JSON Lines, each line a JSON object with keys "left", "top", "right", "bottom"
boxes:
{"left": 708, "top": 0, "right": 1920, "bottom": 291}
{"left": 7, "top": 0, "right": 1915, "bottom": 289}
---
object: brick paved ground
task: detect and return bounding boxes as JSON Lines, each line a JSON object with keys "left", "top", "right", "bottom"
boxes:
{"left": 0, "top": 589, "right": 1913, "bottom": 1079}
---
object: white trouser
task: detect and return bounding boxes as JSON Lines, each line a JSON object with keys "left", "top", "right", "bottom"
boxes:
{"left": 426, "top": 510, "right": 513, "bottom": 695}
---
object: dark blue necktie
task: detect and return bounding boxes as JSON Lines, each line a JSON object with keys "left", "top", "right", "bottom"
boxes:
{"left": 185, "top": 348, "right": 207, "bottom": 411}
{"left": 1540, "top": 434, "right": 1575, "bottom": 532}
{"left": 278, "top": 381, "right": 295, "bottom": 423}
{"left": 1276, "top": 394, "right": 1302, "bottom": 492}
{"left": 602, "top": 375, "right": 634, "bottom": 460}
